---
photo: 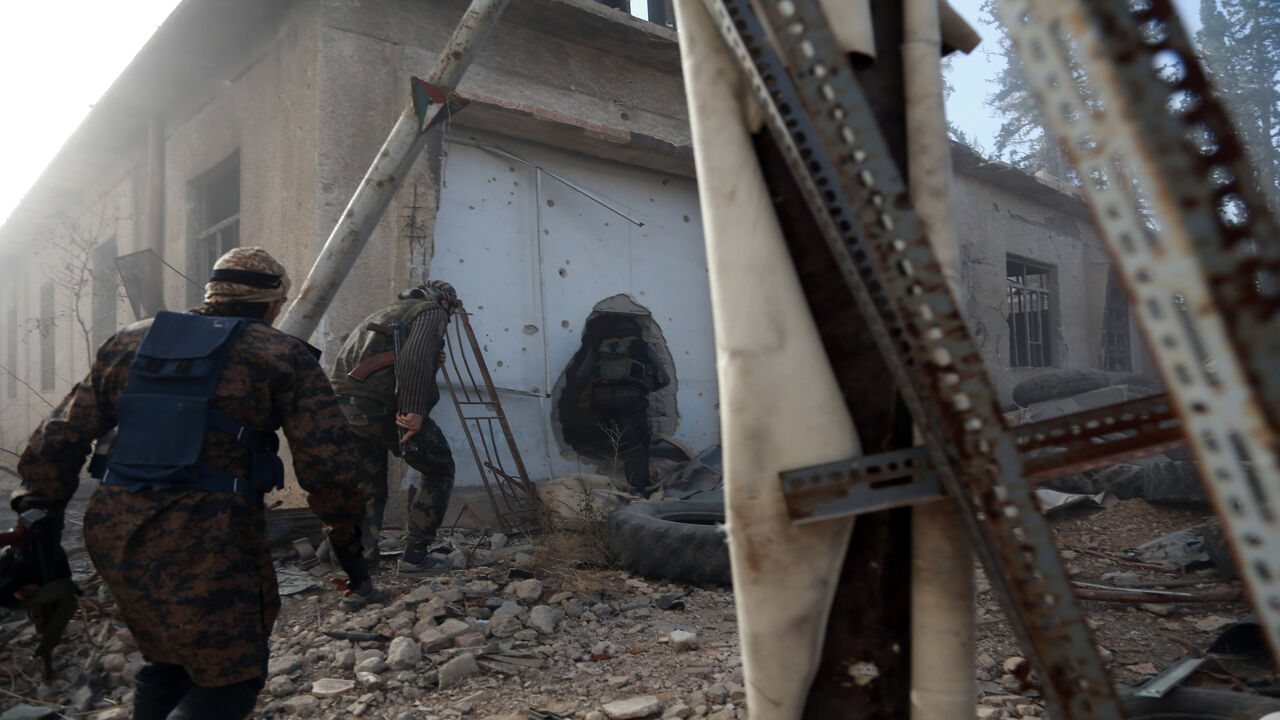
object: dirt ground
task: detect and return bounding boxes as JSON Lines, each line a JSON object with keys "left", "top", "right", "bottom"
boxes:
{"left": 0, "top": 474, "right": 1274, "bottom": 719}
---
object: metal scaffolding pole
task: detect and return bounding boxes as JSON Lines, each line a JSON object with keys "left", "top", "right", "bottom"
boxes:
{"left": 277, "top": 0, "right": 511, "bottom": 341}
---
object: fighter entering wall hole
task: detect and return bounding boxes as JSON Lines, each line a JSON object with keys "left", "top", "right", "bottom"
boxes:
{"left": 551, "top": 294, "right": 677, "bottom": 481}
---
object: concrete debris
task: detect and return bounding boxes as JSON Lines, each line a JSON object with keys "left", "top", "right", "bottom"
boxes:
{"left": 603, "top": 695, "right": 662, "bottom": 719}
{"left": 438, "top": 653, "right": 481, "bottom": 690}
{"left": 310, "top": 677, "right": 356, "bottom": 698}
{"left": 387, "top": 636, "right": 421, "bottom": 669}
{"left": 281, "top": 695, "right": 320, "bottom": 716}
{"left": 669, "top": 629, "right": 698, "bottom": 652}
{"left": 528, "top": 605, "right": 560, "bottom": 635}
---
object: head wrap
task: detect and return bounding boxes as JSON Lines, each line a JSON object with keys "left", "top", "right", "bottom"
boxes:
{"left": 425, "top": 280, "right": 458, "bottom": 308}
{"left": 204, "top": 247, "right": 291, "bottom": 304}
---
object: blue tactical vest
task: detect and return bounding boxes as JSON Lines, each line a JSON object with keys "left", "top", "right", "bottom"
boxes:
{"left": 94, "top": 311, "right": 285, "bottom": 505}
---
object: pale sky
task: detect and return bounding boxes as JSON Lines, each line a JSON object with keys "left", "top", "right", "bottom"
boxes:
{"left": 0, "top": 0, "right": 1208, "bottom": 228}
{"left": 0, "top": 1, "right": 183, "bottom": 226}
{"left": 943, "top": 0, "right": 1204, "bottom": 156}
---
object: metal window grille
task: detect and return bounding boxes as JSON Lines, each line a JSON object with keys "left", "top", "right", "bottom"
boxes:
{"left": 1007, "top": 258, "right": 1053, "bottom": 368}
{"left": 1101, "top": 269, "right": 1131, "bottom": 372}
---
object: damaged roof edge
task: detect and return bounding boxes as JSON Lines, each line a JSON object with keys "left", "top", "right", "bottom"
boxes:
{"left": 949, "top": 140, "right": 1091, "bottom": 219}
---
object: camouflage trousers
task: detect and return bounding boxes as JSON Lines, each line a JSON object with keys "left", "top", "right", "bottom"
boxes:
{"left": 338, "top": 396, "right": 456, "bottom": 560}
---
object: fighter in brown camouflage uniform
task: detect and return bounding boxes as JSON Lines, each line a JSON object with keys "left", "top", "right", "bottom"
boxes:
{"left": 11, "top": 248, "right": 372, "bottom": 720}
{"left": 329, "top": 280, "right": 459, "bottom": 577}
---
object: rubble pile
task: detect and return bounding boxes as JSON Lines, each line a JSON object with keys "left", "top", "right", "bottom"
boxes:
{"left": 1, "top": 529, "right": 755, "bottom": 720}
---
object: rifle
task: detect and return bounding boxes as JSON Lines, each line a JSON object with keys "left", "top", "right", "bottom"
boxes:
{"left": 0, "top": 509, "right": 80, "bottom": 677}
{"left": 360, "top": 321, "right": 416, "bottom": 455}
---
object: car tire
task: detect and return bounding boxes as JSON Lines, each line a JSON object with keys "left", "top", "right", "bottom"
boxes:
{"left": 604, "top": 499, "right": 731, "bottom": 586}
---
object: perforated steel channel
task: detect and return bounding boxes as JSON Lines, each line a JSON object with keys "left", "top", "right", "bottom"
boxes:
{"left": 996, "top": 0, "right": 1280, "bottom": 664}
{"left": 699, "top": 0, "right": 1122, "bottom": 716}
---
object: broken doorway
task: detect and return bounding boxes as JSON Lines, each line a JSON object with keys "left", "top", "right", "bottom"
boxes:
{"left": 552, "top": 295, "right": 678, "bottom": 475}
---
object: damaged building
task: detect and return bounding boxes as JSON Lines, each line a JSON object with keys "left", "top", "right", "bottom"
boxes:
{"left": 0, "top": 0, "right": 1155, "bottom": 521}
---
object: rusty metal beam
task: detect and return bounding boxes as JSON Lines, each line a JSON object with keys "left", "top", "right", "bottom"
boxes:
{"left": 996, "top": 0, "right": 1280, "bottom": 666}
{"left": 701, "top": 0, "right": 1122, "bottom": 716}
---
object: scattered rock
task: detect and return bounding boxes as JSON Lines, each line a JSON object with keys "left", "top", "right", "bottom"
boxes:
{"left": 669, "top": 629, "right": 698, "bottom": 652}
{"left": 1126, "top": 662, "right": 1159, "bottom": 676}
{"left": 1139, "top": 603, "right": 1175, "bottom": 617}
{"left": 492, "top": 600, "right": 524, "bottom": 619}
{"left": 387, "top": 636, "right": 422, "bottom": 670}
{"left": 662, "top": 701, "right": 692, "bottom": 718}
{"left": 310, "top": 678, "right": 356, "bottom": 698}
{"left": 268, "top": 654, "right": 303, "bottom": 677}
{"left": 1002, "top": 657, "right": 1027, "bottom": 674}
{"left": 267, "top": 675, "right": 295, "bottom": 697}
{"left": 1194, "top": 615, "right": 1235, "bottom": 633}
{"left": 420, "top": 618, "right": 474, "bottom": 651}
{"left": 509, "top": 579, "right": 543, "bottom": 604}
{"left": 438, "top": 654, "right": 481, "bottom": 690}
{"left": 282, "top": 695, "right": 320, "bottom": 716}
{"left": 355, "top": 656, "right": 388, "bottom": 674}
{"left": 490, "top": 615, "right": 524, "bottom": 638}
{"left": 528, "top": 605, "right": 560, "bottom": 635}
{"left": 603, "top": 695, "right": 662, "bottom": 719}
{"left": 101, "top": 653, "right": 127, "bottom": 673}
{"left": 454, "top": 632, "right": 487, "bottom": 648}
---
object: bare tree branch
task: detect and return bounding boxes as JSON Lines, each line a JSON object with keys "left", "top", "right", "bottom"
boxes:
{"left": 0, "top": 363, "right": 55, "bottom": 409}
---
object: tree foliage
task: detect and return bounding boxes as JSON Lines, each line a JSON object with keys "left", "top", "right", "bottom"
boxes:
{"left": 979, "top": 1, "right": 1070, "bottom": 177}
{"left": 1195, "top": 0, "right": 1280, "bottom": 210}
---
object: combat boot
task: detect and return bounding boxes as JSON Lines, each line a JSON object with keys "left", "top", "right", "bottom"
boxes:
{"left": 397, "top": 545, "right": 453, "bottom": 577}
{"left": 340, "top": 580, "right": 389, "bottom": 611}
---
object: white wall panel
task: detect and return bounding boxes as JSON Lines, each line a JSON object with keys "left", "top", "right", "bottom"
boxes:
{"left": 433, "top": 131, "right": 719, "bottom": 486}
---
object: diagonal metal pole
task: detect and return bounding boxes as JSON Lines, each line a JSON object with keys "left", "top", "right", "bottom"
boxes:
{"left": 277, "top": 0, "right": 511, "bottom": 340}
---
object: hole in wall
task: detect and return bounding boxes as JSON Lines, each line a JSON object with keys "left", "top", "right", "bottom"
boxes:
{"left": 550, "top": 294, "right": 678, "bottom": 472}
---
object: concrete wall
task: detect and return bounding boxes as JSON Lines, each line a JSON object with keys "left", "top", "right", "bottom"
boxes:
{"left": 161, "top": 4, "right": 321, "bottom": 310}
{"left": 953, "top": 170, "right": 1142, "bottom": 407}
{"left": 0, "top": 3, "right": 320, "bottom": 457}
{"left": 431, "top": 131, "right": 716, "bottom": 488}
{"left": 311, "top": 0, "right": 691, "bottom": 358}
{"left": 0, "top": 170, "right": 140, "bottom": 454}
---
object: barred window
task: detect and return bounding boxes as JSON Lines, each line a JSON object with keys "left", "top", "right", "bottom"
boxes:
{"left": 1101, "top": 269, "right": 1131, "bottom": 372}
{"left": 1007, "top": 258, "right": 1053, "bottom": 368}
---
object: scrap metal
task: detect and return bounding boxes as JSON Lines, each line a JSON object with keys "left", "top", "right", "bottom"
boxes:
{"left": 996, "top": 0, "right": 1280, "bottom": 664}
{"left": 702, "top": 0, "right": 1122, "bottom": 716}
{"left": 441, "top": 309, "right": 540, "bottom": 534}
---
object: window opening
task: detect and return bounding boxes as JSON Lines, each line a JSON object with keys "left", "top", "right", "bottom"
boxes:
{"left": 92, "top": 237, "right": 119, "bottom": 347}
{"left": 40, "top": 282, "right": 55, "bottom": 391}
{"left": 1007, "top": 257, "right": 1053, "bottom": 368}
{"left": 1101, "top": 268, "right": 1131, "bottom": 372}
{"left": 189, "top": 153, "right": 240, "bottom": 304}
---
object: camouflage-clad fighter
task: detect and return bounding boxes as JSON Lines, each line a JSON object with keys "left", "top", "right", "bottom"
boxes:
{"left": 11, "top": 248, "right": 376, "bottom": 720}
{"left": 330, "top": 280, "right": 459, "bottom": 577}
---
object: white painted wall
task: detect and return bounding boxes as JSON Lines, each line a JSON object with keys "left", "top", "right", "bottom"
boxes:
{"left": 432, "top": 131, "right": 718, "bottom": 486}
